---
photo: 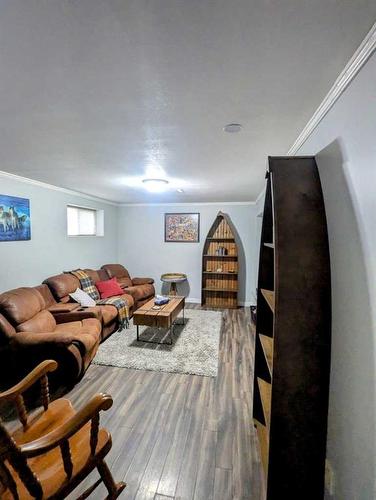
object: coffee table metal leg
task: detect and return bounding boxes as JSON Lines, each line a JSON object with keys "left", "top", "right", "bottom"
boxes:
{"left": 137, "top": 325, "right": 139, "bottom": 341}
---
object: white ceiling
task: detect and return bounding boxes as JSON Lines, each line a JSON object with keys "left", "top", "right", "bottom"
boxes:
{"left": 1, "top": 1, "right": 376, "bottom": 204}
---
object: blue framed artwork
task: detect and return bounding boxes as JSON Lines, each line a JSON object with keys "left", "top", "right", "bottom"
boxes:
{"left": 0, "top": 194, "right": 31, "bottom": 241}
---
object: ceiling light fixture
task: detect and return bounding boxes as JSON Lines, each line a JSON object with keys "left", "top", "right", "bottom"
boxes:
{"left": 223, "top": 123, "right": 242, "bottom": 133}
{"left": 142, "top": 178, "right": 169, "bottom": 192}
{"left": 177, "top": 188, "right": 184, "bottom": 193}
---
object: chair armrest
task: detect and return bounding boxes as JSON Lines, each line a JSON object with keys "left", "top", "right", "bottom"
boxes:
{"left": 0, "top": 360, "right": 57, "bottom": 402}
{"left": 20, "top": 393, "right": 113, "bottom": 458}
{"left": 132, "top": 277, "right": 154, "bottom": 285}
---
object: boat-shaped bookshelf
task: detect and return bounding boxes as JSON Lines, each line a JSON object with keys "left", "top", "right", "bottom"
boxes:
{"left": 201, "top": 212, "right": 238, "bottom": 308}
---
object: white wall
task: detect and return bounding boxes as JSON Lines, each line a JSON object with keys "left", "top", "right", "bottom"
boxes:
{"left": 117, "top": 203, "right": 258, "bottom": 305}
{"left": 0, "top": 175, "right": 119, "bottom": 292}
{"left": 298, "top": 51, "right": 376, "bottom": 499}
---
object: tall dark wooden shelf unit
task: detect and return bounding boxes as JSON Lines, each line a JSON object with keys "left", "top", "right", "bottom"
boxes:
{"left": 201, "top": 212, "right": 238, "bottom": 308}
{"left": 253, "top": 157, "right": 331, "bottom": 499}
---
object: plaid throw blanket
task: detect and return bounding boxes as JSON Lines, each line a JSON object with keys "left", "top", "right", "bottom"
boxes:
{"left": 69, "top": 269, "right": 129, "bottom": 330}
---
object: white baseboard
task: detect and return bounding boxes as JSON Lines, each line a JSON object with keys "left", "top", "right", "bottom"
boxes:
{"left": 186, "top": 297, "right": 255, "bottom": 307}
{"left": 185, "top": 298, "right": 201, "bottom": 304}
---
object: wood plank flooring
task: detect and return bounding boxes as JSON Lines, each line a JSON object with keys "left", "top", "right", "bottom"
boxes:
{"left": 7, "top": 305, "right": 265, "bottom": 499}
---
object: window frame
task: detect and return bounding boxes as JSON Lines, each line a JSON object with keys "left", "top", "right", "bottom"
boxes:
{"left": 66, "top": 204, "right": 104, "bottom": 237}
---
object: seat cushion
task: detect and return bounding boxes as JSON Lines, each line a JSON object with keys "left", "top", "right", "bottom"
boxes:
{"left": 55, "top": 319, "right": 101, "bottom": 361}
{"left": 119, "top": 293, "right": 134, "bottom": 309}
{"left": 125, "top": 284, "right": 155, "bottom": 302}
{"left": 5, "top": 399, "right": 111, "bottom": 500}
{"left": 97, "top": 305, "right": 118, "bottom": 325}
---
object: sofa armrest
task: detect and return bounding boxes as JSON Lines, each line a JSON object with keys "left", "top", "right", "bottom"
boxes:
{"left": 11, "top": 331, "right": 78, "bottom": 347}
{"left": 48, "top": 303, "right": 80, "bottom": 314}
{"left": 132, "top": 277, "right": 154, "bottom": 285}
{"left": 54, "top": 307, "right": 102, "bottom": 324}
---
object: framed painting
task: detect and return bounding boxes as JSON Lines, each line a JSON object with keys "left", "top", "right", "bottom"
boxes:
{"left": 165, "top": 213, "right": 200, "bottom": 242}
{"left": 0, "top": 194, "right": 31, "bottom": 241}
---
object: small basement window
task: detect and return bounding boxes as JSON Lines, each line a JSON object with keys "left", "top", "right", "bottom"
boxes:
{"left": 67, "top": 205, "right": 104, "bottom": 236}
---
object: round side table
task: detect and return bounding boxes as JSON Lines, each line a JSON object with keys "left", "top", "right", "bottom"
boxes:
{"left": 161, "top": 273, "right": 187, "bottom": 296}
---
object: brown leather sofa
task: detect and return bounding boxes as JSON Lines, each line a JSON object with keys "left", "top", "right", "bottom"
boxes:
{"left": 0, "top": 285, "right": 102, "bottom": 386}
{"left": 101, "top": 264, "right": 155, "bottom": 309}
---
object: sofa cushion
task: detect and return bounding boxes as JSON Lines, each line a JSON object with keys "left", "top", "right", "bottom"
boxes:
{"left": 96, "top": 278, "right": 123, "bottom": 299}
{"left": 82, "top": 268, "right": 108, "bottom": 282}
{"left": 101, "top": 264, "right": 130, "bottom": 279}
{"left": 16, "top": 310, "right": 57, "bottom": 333}
{"left": 97, "top": 305, "right": 118, "bottom": 325}
{"left": 0, "top": 288, "right": 44, "bottom": 324}
{"left": 119, "top": 293, "right": 134, "bottom": 309}
{"left": 54, "top": 318, "right": 101, "bottom": 368}
{"left": 43, "top": 274, "right": 80, "bottom": 303}
{"left": 118, "top": 276, "right": 133, "bottom": 288}
{"left": 55, "top": 318, "right": 101, "bottom": 338}
{"left": 124, "top": 284, "right": 155, "bottom": 302}
{"left": 34, "top": 284, "right": 56, "bottom": 308}
{"left": 83, "top": 269, "right": 101, "bottom": 284}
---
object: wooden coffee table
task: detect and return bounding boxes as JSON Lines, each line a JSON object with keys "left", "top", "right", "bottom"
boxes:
{"left": 133, "top": 296, "right": 185, "bottom": 345}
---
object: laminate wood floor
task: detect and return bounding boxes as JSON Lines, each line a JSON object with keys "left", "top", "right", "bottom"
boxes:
{"left": 12, "top": 305, "right": 264, "bottom": 499}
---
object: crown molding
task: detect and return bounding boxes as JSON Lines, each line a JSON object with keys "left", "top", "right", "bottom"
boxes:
{"left": 119, "top": 201, "right": 255, "bottom": 207}
{"left": 288, "top": 20, "right": 376, "bottom": 154}
{"left": 252, "top": 21, "right": 376, "bottom": 203}
{"left": 0, "top": 170, "right": 118, "bottom": 206}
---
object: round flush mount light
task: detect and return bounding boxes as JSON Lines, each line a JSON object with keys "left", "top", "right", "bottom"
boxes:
{"left": 142, "top": 178, "right": 169, "bottom": 192}
{"left": 177, "top": 188, "right": 184, "bottom": 193}
{"left": 223, "top": 123, "right": 242, "bottom": 133}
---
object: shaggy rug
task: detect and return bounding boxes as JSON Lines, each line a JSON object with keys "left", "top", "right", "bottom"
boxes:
{"left": 93, "top": 308, "right": 222, "bottom": 377}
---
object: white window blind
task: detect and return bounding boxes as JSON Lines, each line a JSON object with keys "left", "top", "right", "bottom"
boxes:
{"left": 67, "top": 205, "right": 97, "bottom": 236}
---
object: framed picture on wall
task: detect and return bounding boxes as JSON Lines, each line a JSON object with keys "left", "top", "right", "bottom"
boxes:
{"left": 165, "top": 213, "right": 200, "bottom": 242}
{"left": 0, "top": 194, "right": 31, "bottom": 242}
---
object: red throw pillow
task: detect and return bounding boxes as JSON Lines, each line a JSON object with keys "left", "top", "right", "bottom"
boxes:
{"left": 96, "top": 277, "right": 123, "bottom": 299}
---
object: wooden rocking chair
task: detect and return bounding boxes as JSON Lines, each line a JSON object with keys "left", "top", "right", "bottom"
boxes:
{"left": 0, "top": 360, "right": 126, "bottom": 499}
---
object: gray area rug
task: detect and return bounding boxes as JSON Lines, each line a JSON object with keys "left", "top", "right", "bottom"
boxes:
{"left": 93, "top": 308, "right": 222, "bottom": 377}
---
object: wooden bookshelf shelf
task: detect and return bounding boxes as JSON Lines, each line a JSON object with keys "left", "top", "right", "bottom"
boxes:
{"left": 206, "top": 237, "right": 235, "bottom": 241}
{"left": 203, "top": 288, "right": 238, "bottom": 292}
{"left": 203, "top": 254, "right": 237, "bottom": 258}
{"left": 261, "top": 289, "right": 275, "bottom": 313}
{"left": 252, "top": 157, "right": 331, "bottom": 499}
{"left": 203, "top": 271, "right": 238, "bottom": 275}
{"left": 259, "top": 334, "right": 273, "bottom": 374}
{"left": 254, "top": 419, "right": 269, "bottom": 476}
{"left": 201, "top": 212, "right": 239, "bottom": 309}
{"left": 258, "top": 377, "right": 272, "bottom": 428}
